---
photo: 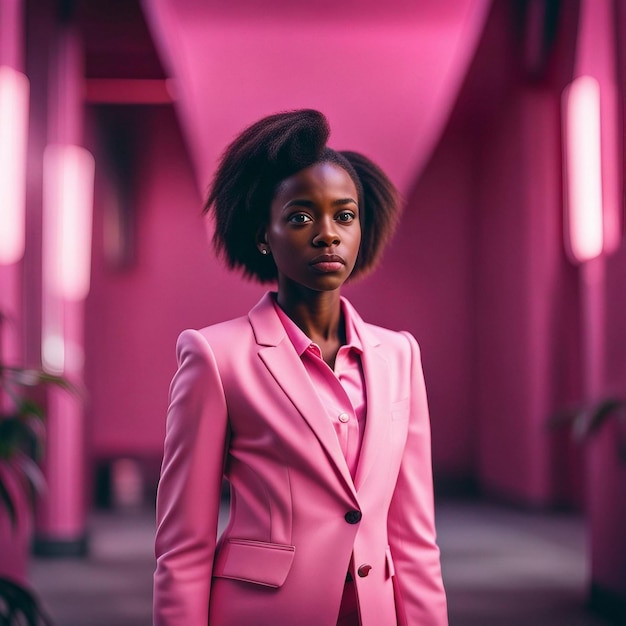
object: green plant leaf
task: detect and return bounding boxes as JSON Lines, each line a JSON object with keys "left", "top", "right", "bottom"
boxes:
{"left": 547, "top": 398, "right": 626, "bottom": 446}
{"left": 0, "top": 473, "right": 18, "bottom": 529}
{"left": 0, "top": 417, "right": 21, "bottom": 459}
{"left": 0, "top": 416, "right": 40, "bottom": 459}
{"left": 0, "top": 576, "right": 56, "bottom": 625}
{"left": 17, "top": 398, "right": 45, "bottom": 421}
{"left": 14, "top": 455, "right": 46, "bottom": 513}
{"left": 0, "top": 365, "right": 79, "bottom": 395}
{"left": 574, "top": 398, "right": 625, "bottom": 441}
{"left": 24, "top": 416, "right": 46, "bottom": 461}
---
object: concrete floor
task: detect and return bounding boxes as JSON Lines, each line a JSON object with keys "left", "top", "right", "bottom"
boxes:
{"left": 28, "top": 499, "right": 620, "bottom": 625}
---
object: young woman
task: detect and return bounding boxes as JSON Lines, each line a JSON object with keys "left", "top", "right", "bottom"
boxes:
{"left": 153, "top": 110, "right": 448, "bottom": 626}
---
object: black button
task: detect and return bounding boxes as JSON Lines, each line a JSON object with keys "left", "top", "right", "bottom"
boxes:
{"left": 357, "top": 564, "right": 372, "bottom": 578}
{"left": 344, "top": 510, "right": 362, "bottom": 524}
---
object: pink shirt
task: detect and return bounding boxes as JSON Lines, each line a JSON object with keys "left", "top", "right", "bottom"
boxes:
{"left": 272, "top": 296, "right": 367, "bottom": 480}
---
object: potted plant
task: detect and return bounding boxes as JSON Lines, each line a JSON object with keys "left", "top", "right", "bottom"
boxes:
{"left": 0, "top": 312, "right": 73, "bottom": 584}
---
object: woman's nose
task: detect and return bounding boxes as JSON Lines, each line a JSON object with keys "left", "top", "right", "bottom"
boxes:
{"left": 312, "top": 218, "right": 340, "bottom": 247}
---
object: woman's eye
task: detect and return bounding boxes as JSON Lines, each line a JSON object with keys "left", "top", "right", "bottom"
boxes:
{"left": 288, "top": 213, "right": 312, "bottom": 224}
{"left": 337, "top": 211, "right": 356, "bottom": 222}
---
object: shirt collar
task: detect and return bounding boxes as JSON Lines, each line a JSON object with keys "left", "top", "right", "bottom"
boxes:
{"left": 271, "top": 293, "right": 363, "bottom": 357}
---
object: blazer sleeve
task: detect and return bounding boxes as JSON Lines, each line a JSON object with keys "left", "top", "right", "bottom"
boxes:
{"left": 153, "top": 329, "right": 229, "bottom": 626}
{"left": 387, "top": 331, "right": 448, "bottom": 626}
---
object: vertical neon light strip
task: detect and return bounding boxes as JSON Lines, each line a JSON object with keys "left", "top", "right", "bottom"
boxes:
{"left": 43, "top": 144, "right": 95, "bottom": 301}
{"left": 562, "top": 75, "right": 604, "bottom": 263}
{"left": 42, "top": 144, "right": 95, "bottom": 372}
{"left": 0, "top": 65, "right": 29, "bottom": 264}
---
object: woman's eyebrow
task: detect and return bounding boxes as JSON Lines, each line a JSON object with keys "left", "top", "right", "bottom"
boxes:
{"left": 283, "top": 198, "right": 313, "bottom": 209}
{"left": 283, "top": 197, "right": 358, "bottom": 210}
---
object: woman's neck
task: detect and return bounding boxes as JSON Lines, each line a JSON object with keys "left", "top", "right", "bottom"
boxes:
{"left": 276, "top": 285, "right": 345, "bottom": 352}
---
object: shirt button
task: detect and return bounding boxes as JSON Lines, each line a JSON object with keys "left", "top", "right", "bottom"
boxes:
{"left": 344, "top": 510, "right": 362, "bottom": 524}
{"left": 338, "top": 412, "right": 350, "bottom": 423}
{"left": 357, "top": 564, "right": 372, "bottom": 578}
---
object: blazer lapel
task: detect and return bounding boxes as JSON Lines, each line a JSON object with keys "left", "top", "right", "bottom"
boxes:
{"left": 344, "top": 301, "right": 392, "bottom": 492}
{"left": 249, "top": 294, "right": 357, "bottom": 498}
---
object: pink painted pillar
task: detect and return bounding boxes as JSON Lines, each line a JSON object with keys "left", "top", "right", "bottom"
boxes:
{"left": 0, "top": 0, "right": 32, "bottom": 583}
{"left": 570, "top": 0, "right": 626, "bottom": 614}
{"left": 34, "top": 21, "right": 90, "bottom": 556}
{"left": 579, "top": 257, "right": 626, "bottom": 612}
{"left": 0, "top": 0, "right": 25, "bottom": 367}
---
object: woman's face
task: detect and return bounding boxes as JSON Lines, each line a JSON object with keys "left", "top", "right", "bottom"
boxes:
{"left": 262, "top": 161, "right": 361, "bottom": 295}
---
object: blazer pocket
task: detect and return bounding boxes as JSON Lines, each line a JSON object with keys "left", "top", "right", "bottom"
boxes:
{"left": 213, "top": 538, "right": 296, "bottom": 588}
{"left": 391, "top": 398, "right": 410, "bottom": 421}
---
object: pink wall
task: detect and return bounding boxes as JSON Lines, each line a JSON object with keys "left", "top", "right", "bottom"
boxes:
{"left": 474, "top": 89, "right": 582, "bottom": 504}
{"left": 85, "top": 106, "right": 265, "bottom": 458}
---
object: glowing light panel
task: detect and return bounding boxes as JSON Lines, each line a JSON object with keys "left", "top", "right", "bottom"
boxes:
{"left": 0, "top": 66, "right": 29, "bottom": 264}
{"left": 43, "top": 144, "right": 95, "bottom": 301}
{"left": 562, "top": 75, "right": 604, "bottom": 263}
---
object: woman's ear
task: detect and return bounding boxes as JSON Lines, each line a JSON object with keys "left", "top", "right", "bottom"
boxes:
{"left": 256, "top": 229, "right": 271, "bottom": 256}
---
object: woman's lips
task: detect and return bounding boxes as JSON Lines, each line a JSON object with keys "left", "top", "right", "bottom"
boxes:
{"left": 310, "top": 254, "right": 346, "bottom": 273}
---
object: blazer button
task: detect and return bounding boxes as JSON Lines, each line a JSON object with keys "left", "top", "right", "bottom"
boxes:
{"left": 357, "top": 564, "right": 372, "bottom": 578}
{"left": 344, "top": 510, "right": 362, "bottom": 524}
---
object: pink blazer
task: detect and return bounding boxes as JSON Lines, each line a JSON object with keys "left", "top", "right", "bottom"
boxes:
{"left": 153, "top": 293, "right": 448, "bottom": 626}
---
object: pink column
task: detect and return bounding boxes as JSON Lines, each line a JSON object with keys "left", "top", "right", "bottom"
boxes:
{"left": 34, "top": 21, "right": 93, "bottom": 556}
{"left": 0, "top": 0, "right": 32, "bottom": 582}
{"left": 0, "top": 0, "right": 26, "bottom": 367}
{"left": 579, "top": 257, "right": 626, "bottom": 611}
{"left": 567, "top": 0, "right": 626, "bottom": 613}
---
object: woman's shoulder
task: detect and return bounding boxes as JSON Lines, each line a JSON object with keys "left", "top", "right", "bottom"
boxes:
{"left": 178, "top": 314, "right": 253, "bottom": 350}
{"left": 172, "top": 317, "right": 255, "bottom": 381}
{"left": 362, "top": 321, "right": 420, "bottom": 353}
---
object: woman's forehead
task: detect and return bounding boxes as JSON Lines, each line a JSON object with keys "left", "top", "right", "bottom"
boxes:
{"left": 273, "top": 162, "right": 358, "bottom": 199}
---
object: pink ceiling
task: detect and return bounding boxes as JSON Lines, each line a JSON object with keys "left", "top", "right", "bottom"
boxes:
{"left": 141, "top": 0, "right": 492, "bottom": 194}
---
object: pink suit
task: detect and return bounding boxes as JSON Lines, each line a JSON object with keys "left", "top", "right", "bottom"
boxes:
{"left": 153, "top": 292, "right": 448, "bottom": 626}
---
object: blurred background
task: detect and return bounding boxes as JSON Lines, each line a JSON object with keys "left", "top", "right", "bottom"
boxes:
{"left": 1, "top": 0, "right": 625, "bottom": 624}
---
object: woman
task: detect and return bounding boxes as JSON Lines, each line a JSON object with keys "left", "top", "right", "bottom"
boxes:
{"left": 153, "top": 110, "right": 448, "bottom": 626}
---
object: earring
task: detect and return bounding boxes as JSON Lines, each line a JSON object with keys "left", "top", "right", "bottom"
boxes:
{"left": 260, "top": 247, "right": 269, "bottom": 255}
